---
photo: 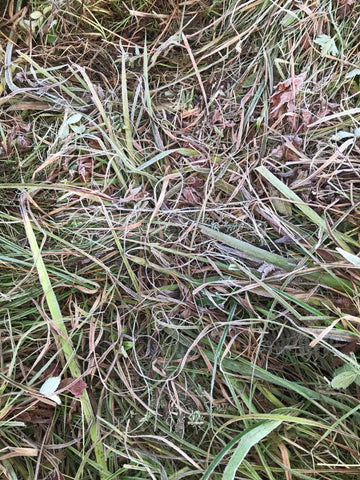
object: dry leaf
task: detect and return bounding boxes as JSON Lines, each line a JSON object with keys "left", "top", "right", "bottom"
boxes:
{"left": 181, "top": 107, "right": 201, "bottom": 119}
{"left": 270, "top": 73, "right": 306, "bottom": 122}
{"left": 16, "top": 405, "right": 55, "bottom": 424}
{"left": 337, "top": 0, "right": 354, "bottom": 20}
{"left": 300, "top": 109, "right": 313, "bottom": 131}
{"left": 270, "top": 135, "right": 302, "bottom": 162}
{"left": 186, "top": 176, "right": 204, "bottom": 189}
{"left": 316, "top": 100, "right": 339, "bottom": 119}
{"left": 69, "top": 379, "right": 87, "bottom": 398}
{"left": 61, "top": 377, "right": 87, "bottom": 398}
{"left": 182, "top": 187, "right": 202, "bottom": 205}
{"left": 123, "top": 185, "right": 146, "bottom": 203}
{"left": 181, "top": 176, "right": 204, "bottom": 205}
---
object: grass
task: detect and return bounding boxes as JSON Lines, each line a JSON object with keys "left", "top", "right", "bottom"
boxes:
{"left": 1, "top": 0, "right": 360, "bottom": 479}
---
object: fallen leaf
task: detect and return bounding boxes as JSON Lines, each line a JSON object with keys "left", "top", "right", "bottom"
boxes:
{"left": 123, "top": 185, "right": 146, "bottom": 203}
{"left": 181, "top": 176, "right": 204, "bottom": 205}
{"left": 333, "top": 339, "right": 360, "bottom": 366}
{"left": 16, "top": 135, "right": 32, "bottom": 151}
{"left": 270, "top": 135, "right": 302, "bottom": 161}
{"left": 181, "top": 107, "right": 201, "bottom": 119}
{"left": 61, "top": 378, "right": 87, "bottom": 398}
{"left": 16, "top": 405, "right": 54, "bottom": 424}
{"left": 300, "top": 109, "right": 313, "bottom": 130}
{"left": 70, "top": 379, "right": 87, "bottom": 397}
{"left": 186, "top": 176, "right": 204, "bottom": 189}
{"left": 269, "top": 74, "right": 306, "bottom": 122}
{"left": 337, "top": 0, "right": 354, "bottom": 20}
{"left": 181, "top": 187, "right": 202, "bottom": 205}
{"left": 76, "top": 157, "right": 93, "bottom": 182}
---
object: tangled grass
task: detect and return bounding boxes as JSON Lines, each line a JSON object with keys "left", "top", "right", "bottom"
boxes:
{"left": 1, "top": 0, "right": 360, "bottom": 479}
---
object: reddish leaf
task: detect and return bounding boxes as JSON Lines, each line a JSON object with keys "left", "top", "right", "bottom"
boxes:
{"left": 186, "top": 176, "right": 204, "bottom": 189}
{"left": 69, "top": 379, "right": 87, "bottom": 398}
{"left": 337, "top": 0, "right": 354, "bottom": 20}
{"left": 299, "top": 109, "right": 313, "bottom": 131}
{"left": 270, "top": 135, "right": 303, "bottom": 161}
{"left": 269, "top": 74, "right": 306, "bottom": 122}
{"left": 181, "top": 176, "right": 204, "bottom": 205}
{"left": 60, "top": 377, "right": 87, "bottom": 397}
{"left": 182, "top": 187, "right": 202, "bottom": 205}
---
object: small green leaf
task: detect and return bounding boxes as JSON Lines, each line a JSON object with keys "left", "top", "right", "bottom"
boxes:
{"left": 67, "top": 113, "right": 82, "bottom": 125}
{"left": 331, "top": 369, "right": 357, "bottom": 389}
{"left": 70, "top": 124, "right": 85, "bottom": 134}
{"left": 314, "top": 34, "right": 339, "bottom": 56}
{"left": 46, "top": 34, "right": 58, "bottom": 44}
{"left": 30, "top": 11, "right": 43, "bottom": 20}
{"left": 281, "top": 11, "right": 299, "bottom": 27}
{"left": 331, "top": 131, "right": 354, "bottom": 141}
{"left": 58, "top": 122, "right": 69, "bottom": 139}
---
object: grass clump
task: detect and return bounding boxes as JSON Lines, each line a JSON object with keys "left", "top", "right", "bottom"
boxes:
{"left": 1, "top": 0, "right": 360, "bottom": 479}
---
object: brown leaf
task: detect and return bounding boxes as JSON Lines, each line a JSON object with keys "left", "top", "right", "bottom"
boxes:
{"left": 16, "top": 405, "right": 54, "bottom": 424}
{"left": 181, "top": 187, "right": 202, "bottom": 205}
{"left": 300, "top": 109, "right": 313, "bottom": 130}
{"left": 16, "top": 135, "right": 32, "bottom": 151}
{"left": 123, "top": 185, "right": 146, "bottom": 203}
{"left": 76, "top": 157, "right": 93, "bottom": 182}
{"left": 316, "top": 100, "right": 339, "bottom": 119}
{"left": 333, "top": 339, "right": 360, "bottom": 366}
{"left": 337, "top": 0, "right": 354, "bottom": 20}
{"left": 70, "top": 379, "right": 87, "bottom": 397}
{"left": 181, "top": 107, "right": 201, "bottom": 119}
{"left": 181, "top": 176, "right": 204, "bottom": 205}
{"left": 61, "top": 378, "right": 87, "bottom": 398}
{"left": 186, "top": 175, "right": 204, "bottom": 189}
{"left": 270, "top": 73, "right": 306, "bottom": 121}
{"left": 270, "top": 135, "right": 303, "bottom": 161}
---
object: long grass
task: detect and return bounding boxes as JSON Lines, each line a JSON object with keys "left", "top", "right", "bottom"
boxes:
{"left": 1, "top": 0, "right": 360, "bottom": 479}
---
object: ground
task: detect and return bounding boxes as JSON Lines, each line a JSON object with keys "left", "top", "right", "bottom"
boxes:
{"left": 1, "top": 1, "right": 360, "bottom": 479}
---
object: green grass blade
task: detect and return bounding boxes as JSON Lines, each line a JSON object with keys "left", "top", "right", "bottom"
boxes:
{"left": 256, "top": 166, "right": 355, "bottom": 250}
{"left": 20, "top": 199, "right": 108, "bottom": 477}
{"left": 201, "top": 225, "right": 294, "bottom": 271}
{"left": 222, "top": 420, "right": 282, "bottom": 480}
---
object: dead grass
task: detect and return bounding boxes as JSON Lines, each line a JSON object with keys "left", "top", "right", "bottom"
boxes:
{"left": 1, "top": 0, "right": 360, "bottom": 479}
